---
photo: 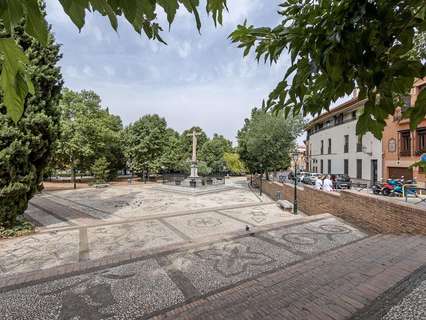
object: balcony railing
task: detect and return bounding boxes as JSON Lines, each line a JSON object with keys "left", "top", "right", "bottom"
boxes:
{"left": 400, "top": 150, "right": 411, "bottom": 157}
{"left": 344, "top": 144, "right": 349, "bottom": 153}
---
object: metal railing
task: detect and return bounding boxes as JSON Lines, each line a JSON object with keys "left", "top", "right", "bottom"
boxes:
{"left": 161, "top": 174, "right": 226, "bottom": 187}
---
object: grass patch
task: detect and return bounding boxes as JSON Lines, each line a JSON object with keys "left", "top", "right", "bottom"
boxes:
{"left": 0, "top": 219, "right": 35, "bottom": 239}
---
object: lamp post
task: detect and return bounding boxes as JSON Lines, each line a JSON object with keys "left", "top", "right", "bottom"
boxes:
{"left": 292, "top": 152, "right": 299, "bottom": 215}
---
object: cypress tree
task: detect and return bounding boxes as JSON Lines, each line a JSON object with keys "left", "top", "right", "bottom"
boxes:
{"left": 0, "top": 21, "right": 63, "bottom": 227}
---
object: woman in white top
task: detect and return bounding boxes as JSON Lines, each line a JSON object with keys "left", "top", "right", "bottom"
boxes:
{"left": 314, "top": 176, "right": 323, "bottom": 190}
{"left": 323, "top": 175, "right": 334, "bottom": 192}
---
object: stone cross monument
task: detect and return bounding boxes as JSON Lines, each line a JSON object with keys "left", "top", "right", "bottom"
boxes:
{"left": 188, "top": 129, "right": 201, "bottom": 178}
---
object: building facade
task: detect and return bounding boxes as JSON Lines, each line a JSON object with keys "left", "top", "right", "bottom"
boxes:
{"left": 382, "top": 78, "right": 426, "bottom": 185}
{"left": 305, "top": 98, "right": 382, "bottom": 185}
{"left": 290, "top": 145, "right": 306, "bottom": 171}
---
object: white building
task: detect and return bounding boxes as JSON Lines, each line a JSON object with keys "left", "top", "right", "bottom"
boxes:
{"left": 305, "top": 98, "right": 382, "bottom": 185}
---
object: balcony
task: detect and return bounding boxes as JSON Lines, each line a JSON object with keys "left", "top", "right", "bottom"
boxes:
{"left": 400, "top": 150, "right": 411, "bottom": 157}
{"left": 344, "top": 144, "right": 349, "bottom": 153}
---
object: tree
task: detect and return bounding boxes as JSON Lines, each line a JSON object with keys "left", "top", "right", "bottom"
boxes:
{"left": 180, "top": 126, "right": 209, "bottom": 159}
{"left": 199, "top": 134, "right": 232, "bottom": 173}
{"left": 53, "top": 89, "right": 124, "bottom": 182}
{"left": 159, "top": 128, "right": 187, "bottom": 173}
{"left": 0, "top": 0, "right": 228, "bottom": 122}
{"left": 91, "top": 157, "right": 110, "bottom": 183}
{"left": 230, "top": 1, "right": 426, "bottom": 138}
{"left": 0, "top": 22, "right": 63, "bottom": 227}
{"left": 124, "top": 114, "right": 168, "bottom": 178}
{"left": 224, "top": 152, "right": 246, "bottom": 175}
{"left": 237, "top": 109, "right": 304, "bottom": 178}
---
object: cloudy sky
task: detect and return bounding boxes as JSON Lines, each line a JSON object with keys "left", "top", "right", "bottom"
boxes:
{"left": 45, "top": 0, "right": 289, "bottom": 142}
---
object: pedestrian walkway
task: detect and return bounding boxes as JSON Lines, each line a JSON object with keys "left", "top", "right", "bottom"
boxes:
{"left": 152, "top": 235, "right": 426, "bottom": 320}
{"left": 1, "top": 213, "right": 424, "bottom": 320}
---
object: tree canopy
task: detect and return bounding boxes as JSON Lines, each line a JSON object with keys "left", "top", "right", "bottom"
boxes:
{"left": 2, "top": 1, "right": 425, "bottom": 140}
{"left": 237, "top": 109, "right": 304, "bottom": 175}
{"left": 0, "top": 22, "right": 62, "bottom": 227}
{"left": 0, "top": 0, "right": 227, "bottom": 123}
{"left": 230, "top": 1, "right": 426, "bottom": 138}
{"left": 124, "top": 114, "right": 169, "bottom": 176}
{"left": 199, "top": 134, "right": 232, "bottom": 173}
{"left": 53, "top": 88, "right": 124, "bottom": 179}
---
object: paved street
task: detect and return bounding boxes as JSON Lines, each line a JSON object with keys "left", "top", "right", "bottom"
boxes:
{"left": 0, "top": 179, "right": 425, "bottom": 319}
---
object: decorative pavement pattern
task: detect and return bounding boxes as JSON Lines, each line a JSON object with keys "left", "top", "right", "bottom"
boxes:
{"left": 30, "top": 184, "right": 263, "bottom": 223}
{"left": 0, "top": 217, "right": 369, "bottom": 319}
{"left": 3, "top": 183, "right": 283, "bottom": 277}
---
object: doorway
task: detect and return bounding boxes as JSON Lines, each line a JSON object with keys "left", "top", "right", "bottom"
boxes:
{"left": 371, "top": 160, "right": 378, "bottom": 186}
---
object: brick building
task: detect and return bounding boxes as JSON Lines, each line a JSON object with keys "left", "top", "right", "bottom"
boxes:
{"left": 382, "top": 78, "right": 426, "bottom": 185}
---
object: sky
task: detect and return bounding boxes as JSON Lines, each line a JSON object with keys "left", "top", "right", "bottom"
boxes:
{"left": 45, "top": 1, "right": 290, "bottom": 142}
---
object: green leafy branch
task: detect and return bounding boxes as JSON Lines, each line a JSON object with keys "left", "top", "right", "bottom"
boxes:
{"left": 0, "top": 0, "right": 228, "bottom": 122}
{"left": 230, "top": 0, "right": 426, "bottom": 138}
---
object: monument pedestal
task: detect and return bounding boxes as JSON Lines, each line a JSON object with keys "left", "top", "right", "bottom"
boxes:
{"left": 190, "top": 163, "right": 198, "bottom": 178}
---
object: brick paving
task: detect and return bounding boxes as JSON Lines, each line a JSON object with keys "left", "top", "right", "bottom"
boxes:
{"left": 151, "top": 235, "right": 426, "bottom": 320}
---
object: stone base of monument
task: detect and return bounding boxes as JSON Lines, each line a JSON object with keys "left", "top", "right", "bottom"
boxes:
{"left": 183, "top": 177, "right": 205, "bottom": 188}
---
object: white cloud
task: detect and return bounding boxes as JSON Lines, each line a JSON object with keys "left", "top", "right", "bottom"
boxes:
{"left": 104, "top": 66, "right": 116, "bottom": 77}
{"left": 45, "top": 0, "right": 69, "bottom": 25}
{"left": 224, "top": 0, "right": 263, "bottom": 25}
{"left": 177, "top": 41, "right": 192, "bottom": 58}
{"left": 64, "top": 66, "right": 80, "bottom": 79}
{"left": 83, "top": 66, "right": 94, "bottom": 77}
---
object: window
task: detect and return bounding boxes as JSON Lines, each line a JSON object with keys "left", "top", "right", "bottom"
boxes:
{"left": 356, "top": 136, "right": 363, "bottom": 152}
{"left": 402, "top": 95, "right": 411, "bottom": 111}
{"left": 328, "top": 138, "right": 331, "bottom": 154}
{"left": 417, "top": 128, "right": 426, "bottom": 152}
{"left": 344, "top": 135, "right": 349, "bottom": 153}
{"left": 320, "top": 159, "right": 323, "bottom": 174}
{"left": 334, "top": 113, "right": 343, "bottom": 125}
{"left": 388, "top": 138, "right": 396, "bottom": 153}
{"left": 352, "top": 111, "right": 357, "bottom": 120}
{"left": 344, "top": 159, "right": 349, "bottom": 175}
{"left": 356, "top": 159, "right": 362, "bottom": 179}
{"left": 327, "top": 160, "right": 331, "bottom": 174}
{"left": 321, "top": 140, "right": 324, "bottom": 155}
{"left": 400, "top": 130, "right": 411, "bottom": 156}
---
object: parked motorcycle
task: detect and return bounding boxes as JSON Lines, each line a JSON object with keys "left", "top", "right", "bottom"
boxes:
{"left": 375, "top": 178, "right": 417, "bottom": 197}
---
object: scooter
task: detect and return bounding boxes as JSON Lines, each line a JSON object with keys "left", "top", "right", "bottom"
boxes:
{"left": 380, "top": 179, "right": 396, "bottom": 196}
{"left": 390, "top": 180, "right": 417, "bottom": 197}
{"left": 372, "top": 182, "right": 384, "bottom": 195}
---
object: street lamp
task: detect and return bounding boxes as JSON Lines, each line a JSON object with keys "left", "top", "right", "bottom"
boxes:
{"left": 292, "top": 152, "right": 299, "bottom": 215}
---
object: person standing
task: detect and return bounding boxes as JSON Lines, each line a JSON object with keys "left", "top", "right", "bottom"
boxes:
{"left": 315, "top": 175, "right": 323, "bottom": 190}
{"left": 323, "top": 175, "right": 334, "bottom": 192}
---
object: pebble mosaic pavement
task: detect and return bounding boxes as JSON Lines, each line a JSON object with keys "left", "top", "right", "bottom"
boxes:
{"left": 0, "top": 215, "right": 368, "bottom": 319}
{"left": 2, "top": 180, "right": 423, "bottom": 320}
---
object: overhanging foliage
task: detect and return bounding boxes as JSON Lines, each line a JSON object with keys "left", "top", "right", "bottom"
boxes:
{"left": 0, "top": 0, "right": 228, "bottom": 122}
{"left": 230, "top": 1, "right": 426, "bottom": 138}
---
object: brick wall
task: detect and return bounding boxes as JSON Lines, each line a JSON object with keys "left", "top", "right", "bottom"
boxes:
{"left": 258, "top": 179, "right": 426, "bottom": 234}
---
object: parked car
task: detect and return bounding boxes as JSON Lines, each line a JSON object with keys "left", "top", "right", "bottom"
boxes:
{"left": 302, "top": 173, "right": 321, "bottom": 185}
{"left": 331, "top": 174, "right": 352, "bottom": 189}
{"left": 288, "top": 171, "right": 306, "bottom": 182}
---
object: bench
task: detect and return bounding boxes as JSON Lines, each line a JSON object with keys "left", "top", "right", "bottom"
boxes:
{"left": 277, "top": 200, "right": 293, "bottom": 210}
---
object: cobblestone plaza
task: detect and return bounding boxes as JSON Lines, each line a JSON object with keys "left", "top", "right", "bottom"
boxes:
{"left": 0, "top": 178, "right": 425, "bottom": 319}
